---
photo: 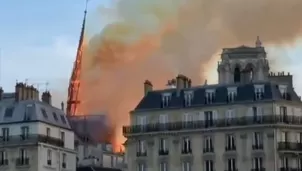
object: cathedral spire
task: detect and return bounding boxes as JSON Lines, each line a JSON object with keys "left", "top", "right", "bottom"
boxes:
{"left": 255, "top": 36, "right": 262, "bottom": 47}
{"left": 66, "top": 0, "right": 89, "bottom": 116}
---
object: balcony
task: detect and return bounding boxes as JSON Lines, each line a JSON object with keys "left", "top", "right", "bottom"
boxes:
{"left": 0, "top": 134, "right": 64, "bottom": 147}
{"left": 0, "top": 159, "right": 8, "bottom": 166}
{"left": 203, "top": 147, "right": 214, "bottom": 153}
{"left": 225, "top": 146, "right": 236, "bottom": 151}
{"left": 158, "top": 150, "right": 169, "bottom": 156}
{"left": 251, "top": 168, "right": 265, "bottom": 171}
{"left": 252, "top": 144, "right": 264, "bottom": 150}
{"left": 181, "top": 149, "right": 192, "bottom": 154}
{"left": 16, "top": 158, "right": 29, "bottom": 166}
{"left": 280, "top": 168, "right": 300, "bottom": 171}
{"left": 123, "top": 115, "right": 302, "bottom": 135}
{"left": 278, "top": 142, "right": 302, "bottom": 151}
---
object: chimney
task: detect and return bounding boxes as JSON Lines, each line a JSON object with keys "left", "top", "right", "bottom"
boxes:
{"left": 0, "top": 87, "right": 3, "bottom": 100}
{"left": 144, "top": 80, "right": 153, "bottom": 95}
{"left": 176, "top": 74, "right": 186, "bottom": 90}
{"left": 41, "top": 91, "right": 52, "bottom": 105}
{"left": 15, "top": 82, "right": 25, "bottom": 102}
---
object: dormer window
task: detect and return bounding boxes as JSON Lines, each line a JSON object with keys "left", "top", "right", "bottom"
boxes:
{"left": 254, "top": 85, "right": 264, "bottom": 100}
{"left": 227, "top": 87, "right": 237, "bottom": 103}
{"left": 162, "top": 93, "right": 171, "bottom": 108}
{"left": 184, "top": 91, "right": 194, "bottom": 107}
{"left": 205, "top": 89, "right": 215, "bottom": 104}
{"left": 278, "top": 85, "right": 288, "bottom": 100}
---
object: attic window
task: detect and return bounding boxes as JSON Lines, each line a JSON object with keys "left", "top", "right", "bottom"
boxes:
{"left": 184, "top": 91, "right": 194, "bottom": 107}
{"left": 254, "top": 84, "right": 264, "bottom": 100}
{"left": 278, "top": 85, "right": 288, "bottom": 100}
{"left": 4, "top": 107, "right": 14, "bottom": 118}
{"left": 52, "top": 112, "right": 58, "bottom": 121}
{"left": 60, "top": 115, "right": 67, "bottom": 124}
{"left": 161, "top": 93, "right": 171, "bottom": 108}
{"left": 205, "top": 89, "right": 216, "bottom": 104}
{"left": 227, "top": 87, "right": 237, "bottom": 103}
{"left": 40, "top": 108, "right": 48, "bottom": 119}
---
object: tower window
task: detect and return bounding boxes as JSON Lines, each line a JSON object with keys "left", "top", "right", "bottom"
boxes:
{"left": 234, "top": 67, "right": 241, "bottom": 83}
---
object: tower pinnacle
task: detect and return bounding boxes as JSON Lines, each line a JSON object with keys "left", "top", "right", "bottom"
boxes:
{"left": 256, "top": 36, "right": 262, "bottom": 47}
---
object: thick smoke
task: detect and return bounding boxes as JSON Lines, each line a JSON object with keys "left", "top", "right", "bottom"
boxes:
{"left": 81, "top": 0, "right": 302, "bottom": 149}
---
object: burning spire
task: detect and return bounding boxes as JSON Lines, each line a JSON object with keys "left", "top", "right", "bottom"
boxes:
{"left": 66, "top": 1, "right": 88, "bottom": 116}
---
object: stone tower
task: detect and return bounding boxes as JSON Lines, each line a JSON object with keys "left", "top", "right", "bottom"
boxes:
{"left": 217, "top": 37, "right": 270, "bottom": 84}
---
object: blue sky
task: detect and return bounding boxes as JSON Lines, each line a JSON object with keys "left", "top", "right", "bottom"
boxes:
{"left": 0, "top": 0, "right": 112, "bottom": 106}
{"left": 0, "top": 0, "right": 302, "bottom": 107}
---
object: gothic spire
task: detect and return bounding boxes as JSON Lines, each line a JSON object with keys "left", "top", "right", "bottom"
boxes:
{"left": 255, "top": 36, "right": 262, "bottom": 47}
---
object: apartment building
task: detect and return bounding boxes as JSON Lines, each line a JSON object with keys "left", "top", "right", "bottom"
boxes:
{"left": 0, "top": 83, "right": 76, "bottom": 171}
{"left": 123, "top": 37, "right": 302, "bottom": 171}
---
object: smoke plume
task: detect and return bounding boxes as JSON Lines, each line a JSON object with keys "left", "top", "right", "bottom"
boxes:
{"left": 81, "top": 0, "right": 302, "bottom": 149}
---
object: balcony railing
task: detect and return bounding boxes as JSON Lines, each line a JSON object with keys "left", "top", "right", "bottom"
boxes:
{"left": 0, "top": 134, "right": 64, "bottom": 147}
{"left": 0, "top": 159, "right": 8, "bottom": 165}
{"left": 279, "top": 167, "right": 301, "bottom": 171}
{"left": 123, "top": 115, "right": 302, "bottom": 135}
{"left": 278, "top": 142, "right": 302, "bottom": 151}
{"left": 16, "top": 158, "right": 29, "bottom": 166}
{"left": 158, "top": 150, "right": 169, "bottom": 156}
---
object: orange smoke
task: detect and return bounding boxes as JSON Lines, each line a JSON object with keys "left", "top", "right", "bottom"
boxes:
{"left": 80, "top": 0, "right": 302, "bottom": 152}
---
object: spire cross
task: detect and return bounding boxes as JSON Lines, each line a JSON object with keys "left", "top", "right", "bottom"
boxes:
{"left": 85, "top": 0, "right": 89, "bottom": 13}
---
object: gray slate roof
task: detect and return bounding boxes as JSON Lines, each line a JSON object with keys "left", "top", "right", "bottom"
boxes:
{"left": 0, "top": 93, "right": 71, "bottom": 129}
{"left": 134, "top": 82, "right": 301, "bottom": 111}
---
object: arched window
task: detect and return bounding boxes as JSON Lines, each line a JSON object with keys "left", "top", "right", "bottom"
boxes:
{"left": 234, "top": 67, "right": 241, "bottom": 83}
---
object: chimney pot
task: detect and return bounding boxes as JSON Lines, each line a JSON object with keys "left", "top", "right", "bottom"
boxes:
{"left": 61, "top": 101, "right": 65, "bottom": 111}
{"left": 144, "top": 80, "right": 153, "bottom": 95}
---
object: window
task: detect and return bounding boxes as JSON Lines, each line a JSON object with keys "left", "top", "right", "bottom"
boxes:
{"left": 226, "top": 134, "right": 236, "bottom": 151}
{"left": 24, "top": 104, "right": 33, "bottom": 120}
{"left": 204, "top": 160, "right": 214, "bottom": 171}
{"left": 2, "top": 128, "right": 9, "bottom": 141}
{"left": 280, "top": 157, "right": 289, "bottom": 169}
{"left": 162, "top": 93, "right": 171, "bottom": 108}
{"left": 182, "top": 113, "right": 193, "bottom": 124}
{"left": 137, "top": 163, "right": 146, "bottom": 171}
{"left": 252, "top": 107, "right": 262, "bottom": 122}
{"left": 225, "top": 109, "right": 235, "bottom": 124}
{"left": 62, "top": 153, "right": 67, "bottom": 168}
{"left": 205, "top": 90, "right": 215, "bottom": 104}
{"left": 182, "top": 162, "right": 191, "bottom": 171}
{"left": 60, "top": 115, "right": 67, "bottom": 124}
{"left": 227, "top": 88, "right": 237, "bottom": 102}
{"left": 46, "top": 128, "right": 51, "bottom": 137}
{"left": 159, "top": 114, "right": 168, "bottom": 124}
{"left": 252, "top": 132, "right": 263, "bottom": 149}
{"left": 184, "top": 91, "right": 194, "bottom": 106}
{"left": 0, "top": 150, "right": 8, "bottom": 165}
{"left": 40, "top": 108, "right": 48, "bottom": 119}
{"left": 252, "top": 157, "right": 263, "bottom": 170}
{"left": 280, "top": 106, "right": 287, "bottom": 121}
{"left": 234, "top": 66, "right": 240, "bottom": 83}
{"left": 279, "top": 85, "right": 288, "bottom": 99}
{"left": 298, "top": 158, "right": 302, "bottom": 169}
{"left": 21, "top": 126, "right": 29, "bottom": 140}
{"left": 47, "top": 149, "right": 52, "bottom": 165}
{"left": 18, "top": 148, "right": 28, "bottom": 165}
{"left": 227, "top": 158, "right": 236, "bottom": 171}
{"left": 60, "top": 131, "right": 65, "bottom": 141}
{"left": 204, "top": 136, "right": 213, "bottom": 153}
{"left": 254, "top": 85, "right": 264, "bottom": 100}
{"left": 281, "top": 131, "right": 288, "bottom": 142}
{"left": 160, "top": 162, "right": 167, "bottom": 171}
{"left": 181, "top": 137, "right": 191, "bottom": 154}
{"left": 159, "top": 138, "right": 168, "bottom": 154}
{"left": 205, "top": 111, "right": 214, "bottom": 127}
{"left": 52, "top": 112, "right": 58, "bottom": 121}
{"left": 137, "top": 140, "right": 146, "bottom": 156}
{"left": 4, "top": 107, "right": 14, "bottom": 117}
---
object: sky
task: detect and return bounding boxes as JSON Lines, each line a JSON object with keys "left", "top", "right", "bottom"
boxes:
{"left": 0, "top": 0, "right": 112, "bottom": 106}
{"left": 0, "top": 0, "right": 302, "bottom": 108}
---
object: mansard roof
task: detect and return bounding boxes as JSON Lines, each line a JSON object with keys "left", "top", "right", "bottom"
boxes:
{"left": 134, "top": 81, "right": 301, "bottom": 112}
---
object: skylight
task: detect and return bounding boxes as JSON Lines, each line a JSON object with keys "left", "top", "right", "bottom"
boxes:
{"left": 52, "top": 112, "right": 58, "bottom": 121}
{"left": 4, "top": 107, "right": 14, "bottom": 118}
{"left": 60, "top": 115, "right": 67, "bottom": 124}
{"left": 40, "top": 108, "right": 48, "bottom": 119}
